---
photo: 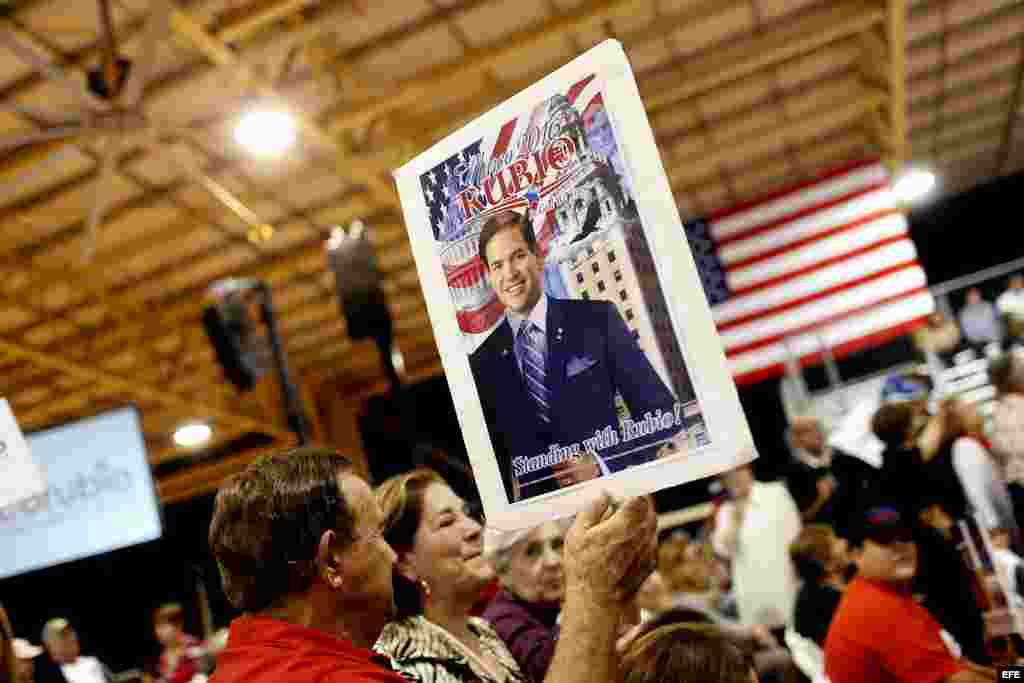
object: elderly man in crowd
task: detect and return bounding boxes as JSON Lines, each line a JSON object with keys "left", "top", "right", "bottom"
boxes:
{"left": 786, "top": 416, "right": 877, "bottom": 540}
{"left": 35, "top": 620, "right": 112, "bottom": 683}
{"left": 208, "top": 447, "right": 658, "bottom": 683}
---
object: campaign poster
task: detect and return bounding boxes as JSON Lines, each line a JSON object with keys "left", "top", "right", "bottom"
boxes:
{"left": 394, "top": 40, "right": 755, "bottom": 531}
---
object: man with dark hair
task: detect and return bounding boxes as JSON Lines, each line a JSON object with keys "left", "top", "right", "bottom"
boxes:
{"left": 209, "top": 446, "right": 661, "bottom": 683}
{"left": 471, "top": 210, "right": 681, "bottom": 502}
{"left": 824, "top": 506, "right": 995, "bottom": 683}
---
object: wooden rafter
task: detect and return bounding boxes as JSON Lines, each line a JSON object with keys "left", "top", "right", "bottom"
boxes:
{"left": 0, "top": 336, "right": 294, "bottom": 441}
{"left": 886, "top": 0, "right": 908, "bottom": 172}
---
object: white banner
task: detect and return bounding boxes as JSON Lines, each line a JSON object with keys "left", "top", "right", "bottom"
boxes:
{"left": 0, "top": 398, "right": 46, "bottom": 509}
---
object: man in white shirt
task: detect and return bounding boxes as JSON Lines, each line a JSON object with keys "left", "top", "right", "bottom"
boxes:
{"left": 712, "top": 464, "right": 802, "bottom": 627}
{"left": 39, "top": 619, "right": 111, "bottom": 683}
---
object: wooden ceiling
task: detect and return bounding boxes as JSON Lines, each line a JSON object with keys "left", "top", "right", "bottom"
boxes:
{"left": 0, "top": 0, "right": 1018, "bottom": 500}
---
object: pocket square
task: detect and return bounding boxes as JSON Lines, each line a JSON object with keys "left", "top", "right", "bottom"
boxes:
{"left": 566, "top": 356, "right": 598, "bottom": 377}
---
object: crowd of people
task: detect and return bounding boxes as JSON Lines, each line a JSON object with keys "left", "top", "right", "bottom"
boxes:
{"left": 913, "top": 275, "right": 1024, "bottom": 362}
{"left": 7, "top": 347, "right": 1024, "bottom": 683}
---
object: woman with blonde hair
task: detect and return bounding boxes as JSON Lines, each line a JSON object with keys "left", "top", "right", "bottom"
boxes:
{"left": 374, "top": 468, "right": 524, "bottom": 683}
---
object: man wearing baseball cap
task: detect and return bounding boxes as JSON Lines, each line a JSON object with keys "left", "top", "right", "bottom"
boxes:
{"left": 37, "top": 619, "right": 111, "bottom": 683}
{"left": 824, "top": 505, "right": 995, "bottom": 683}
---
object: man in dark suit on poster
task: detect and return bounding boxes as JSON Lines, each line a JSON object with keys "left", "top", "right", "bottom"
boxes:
{"left": 469, "top": 210, "right": 682, "bottom": 503}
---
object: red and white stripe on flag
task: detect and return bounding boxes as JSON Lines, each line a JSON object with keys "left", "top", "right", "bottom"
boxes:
{"left": 701, "top": 159, "right": 933, "bottom": 386}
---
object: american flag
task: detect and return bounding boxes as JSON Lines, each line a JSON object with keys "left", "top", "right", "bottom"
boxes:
{"left": 685, "top": 159, "right": 934, "bottom": 386}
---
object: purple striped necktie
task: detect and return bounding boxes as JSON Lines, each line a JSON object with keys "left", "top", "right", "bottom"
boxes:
{"left": 518, "top": 322, "right": 550, "bottom": 424}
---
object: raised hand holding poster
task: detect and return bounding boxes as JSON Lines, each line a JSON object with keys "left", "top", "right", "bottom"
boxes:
{"left": 394, "top": 40, "right": 754, "bottom": 531}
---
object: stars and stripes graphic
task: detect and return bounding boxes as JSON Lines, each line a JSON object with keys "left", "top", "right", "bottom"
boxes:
{"left": 423, "top": 72, "right": 608, "bottom": 342}
{"left": 685, "top": 159, "right": 934, "bottom": 386}
{"left": 422, "top": 140, "right": 483, "bottom": 242}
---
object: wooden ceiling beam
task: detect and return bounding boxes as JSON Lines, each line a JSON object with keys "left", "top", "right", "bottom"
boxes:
{"left": 668, "top": 89, "right": 887, "bottom": 188}
{"left": 908, "top": 32, "right": 1021, "bottom": 89}
{"left": 213, "top": 0, "right": 316, "bottom": 44}
{"left": 341, "top": 358, "right": 445, "bottom": 404}
{"left": 5, "top": 189, "right": 361, "bottom": 350}
{"left": 24, "top": 225, "right": 404, "bottom": 382}
{"left": 993, "top": 33, "right": 1024, "bottom": 174}
{"left": 909, "top": 98, "right": 1013, "bottom": 143}
{"left": 309, "top": 350, "right": 441, "bottom": 399}
{"left": 6, "top": 153, "right": 233, "bottom": 262}
{"left": 858, "top": 27, "right": 890, "bottom": 91}
{"left": 885, "top": 0, "right": 907, "bottom": 173}
{"left": 292, "top": 320, "right": 435, "bottom": 369}
{"left": 864, "top": 106, "right": 895, "bottom": 154}
{"left": 330, "top": 0, "right": 751, "bottom": 137}
{"left": 913, "top": 122, "right": 1006, "bottom": 163}
{"left": 150, "top": 425, "right": 253, "bottom": 466}
{"left": 326, "top": 0, "right": 640, "bottom": 132}
{"left": 645, "top": 2, "right": 884, "bottom": 114}
{"left": 675, "top": 126, "right": 869, "bottom": 196}
{"left": 906, "top": 0, "right": 1024, "bottom": 53}
{"left": 0, "top": 336, "right": 293, "bottom": 440}
{"left": 910, "top": 66, "right": 1018, "bottom": 114}
{"left": 157, "top": 441, "right": 285, "bottom": 504}
{"left": 167, "top": 6, "right": 396, "bottom": 204}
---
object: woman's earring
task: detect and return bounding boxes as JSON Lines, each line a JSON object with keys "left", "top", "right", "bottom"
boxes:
{"left": 419, "top": 579, "right": 431, "bottom": 598}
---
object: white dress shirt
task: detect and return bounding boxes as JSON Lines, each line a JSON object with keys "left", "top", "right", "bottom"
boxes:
{"left": 712, "top": 481, "right": 802, "bottom": 626}
{"left": 61, "top": 657, "right": 108, "bottom": 683}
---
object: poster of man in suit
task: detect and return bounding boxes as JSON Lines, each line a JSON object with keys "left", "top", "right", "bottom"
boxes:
{"left": 395, "top": 41, "right": 754, "bottom": 530}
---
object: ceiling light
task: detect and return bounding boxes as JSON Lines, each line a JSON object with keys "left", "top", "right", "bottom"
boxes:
{"left": 892, "top": 168, "right": 937, "bottom": 203}
{"left": 173, "top": 422, "right": 212, "bottom": 448}
{"left": 391, "top": 347, "right": 406, "bottom": 376}
{"left": 234, "top": 108, "right": 296, "bottom": 157}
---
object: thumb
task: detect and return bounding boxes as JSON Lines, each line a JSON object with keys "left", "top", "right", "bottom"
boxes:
{"left": 574, "top": 491, "right": 613, "bottom": 531}
{"left": 617, "top": 495, "right": 654, "bottom": 526}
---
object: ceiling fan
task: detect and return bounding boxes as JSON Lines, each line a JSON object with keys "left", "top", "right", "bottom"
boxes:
{"left": 0, "top": 0, "right": 274, "bottom": 263}
{"left": 0, "top": 0, "right": 172, "bottom": 262}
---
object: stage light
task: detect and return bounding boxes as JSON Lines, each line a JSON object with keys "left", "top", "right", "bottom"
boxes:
{"left": 234, "top": 108, "right": 296, "bottom": 156}
{"left": 893, "top": 168, "right": 937, "bottom": 203}
{"left": 173, "top": 422, "right": 212, "bottom": 448}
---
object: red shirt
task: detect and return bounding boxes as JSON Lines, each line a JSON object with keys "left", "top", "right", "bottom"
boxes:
{"left": 824, "top": 577, "right": 966, "bottom": 683}
{"left": 211, "top": 615, "right": 408, "bottom": 683}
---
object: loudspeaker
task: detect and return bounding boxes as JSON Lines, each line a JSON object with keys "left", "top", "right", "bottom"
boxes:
{"left": 201, "top": 299, "right": 264, "bottom": 392}
{"left": 327, "top": 223, "right": 399, "bottom": 388}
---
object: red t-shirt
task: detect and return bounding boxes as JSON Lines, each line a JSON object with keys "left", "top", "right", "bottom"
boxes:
{"left": 824, "top": 577, "right": 966, "bottom": 683}
{"left": 210, "top": 615, "right": 408, "bottom": 683}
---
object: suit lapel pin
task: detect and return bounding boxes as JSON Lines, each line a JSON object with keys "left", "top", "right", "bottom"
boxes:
{"left": 555, "top": 327, "right": 564, "bottom": 343}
